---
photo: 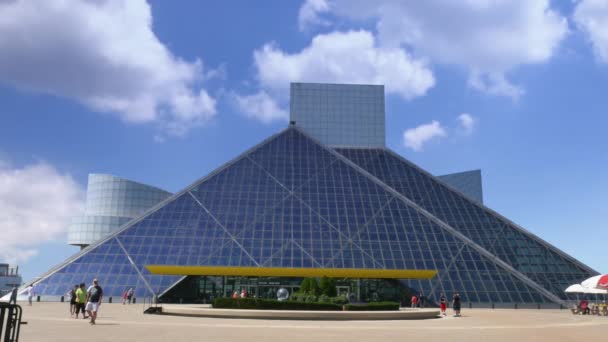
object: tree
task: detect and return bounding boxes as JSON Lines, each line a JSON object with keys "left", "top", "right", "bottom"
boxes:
{"left": 299, "top": 278, "right": 320, "bottom": 295}
{"left": 300, "top": 278, "right": 311, "bottom": 294}
{"left": 309, "top": 278, "right": 320, "bottom": 296}
{"left": 319, "top": 276, "right": 337, "bottom": 297}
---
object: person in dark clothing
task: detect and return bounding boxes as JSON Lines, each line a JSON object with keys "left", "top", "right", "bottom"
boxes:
{"left": 69, "top": 285, "right": 78, "bottom": 317}
{"left": 126, "top": 288, "right": 134, "bottom": 304}
{"left": 452, "top": 292, "right": 461, "bottom": 317}
{"left": 419, "top": 293, "right": 425, "bottom": 308}
{"left": 9, "top": 287, "right": 18, "bottom": 305}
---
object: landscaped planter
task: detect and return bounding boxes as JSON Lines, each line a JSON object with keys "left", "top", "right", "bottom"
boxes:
{"left": 212, "top": 298, "right": 400, "bottom": 311}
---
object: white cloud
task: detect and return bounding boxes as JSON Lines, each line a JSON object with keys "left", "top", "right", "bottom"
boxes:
{"left": 468, "top": 71, "right": 524, "bottom": 99}
{"left": 305, "top": 0, "right": 568, "bottom": 99}
{"left": 574, "top": 0, "right": 608, "bottom": 63}
{"left": 233, "top": 91, "right": 288, "bottom": 124}
{"left": 0, "top": 160, "right": 84, "bottom": 264}
{"left": 0, "top": 0, "right": 216, "bottom": 136}
{"left": 457, "top": 113, "right": 476, "bottom": 135}
{"left": 254, "top": 30, "right": 435, "bottom": 100}
{"left": 403, "top": 120, "right": 446, "bottom": 151}
{"left": 299, "top": 0, "right": 331, "bottom": 31}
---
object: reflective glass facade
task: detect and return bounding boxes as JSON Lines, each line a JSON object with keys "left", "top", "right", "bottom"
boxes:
{"left": 336, "top": 148, "right": 596, "bottom": 300}
{"left": 438, "top": 170, "right": 483, "bottom": 203}
{"left": 68, "top": 174, "right": 171, "bottom": 247}
{"left": 31, "top": 127, "right": 597, "bottom": 304}
{"left": 290, "top": 83, "right": 385, "bottom": 147}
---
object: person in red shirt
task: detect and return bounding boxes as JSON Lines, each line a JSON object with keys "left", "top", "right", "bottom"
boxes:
{"left": 580, "top": 300, "right": 590, "bottom": 315}
{"left": 411, "top": 295, "right": 418, "bottom": 308}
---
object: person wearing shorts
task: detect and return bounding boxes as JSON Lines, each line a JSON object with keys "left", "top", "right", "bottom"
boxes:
{"left": 439, "top": 293, "right": 447, "bottom": 316}
{"left": 85, "top": 279, "right": 103, "bottom": 325}
{"left": 452, "top": 292, "right": 461, "bottom": 317}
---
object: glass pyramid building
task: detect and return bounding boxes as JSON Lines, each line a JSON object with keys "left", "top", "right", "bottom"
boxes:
{"left": 27, "top": 83, "right": 597, "bottom": 306}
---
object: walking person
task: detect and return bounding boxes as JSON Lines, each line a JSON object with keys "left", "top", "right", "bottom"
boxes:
{"left": 127, "top": 288, "right": 134, "bottom": 304}
{"left": 85, "top": 279, "right": 103, "bottom": 325}
{"left": 75, "top": 283, "right": 87, "bottom": 319}
{"left": 411, "top": 294, "right": 418, "bottom": 308}
{"left": 439, "top": 293, "right": 447, "bottom": 316}
{"left": 452, "top": 292, "right": 461, "bottom": 317}
{"left": 26, "top": 284, "right": 35, "bottom": 306}
{"left": 419, "top": 292, "right": 425, "bottom": 308}
{"left": 68, "top": 285, "right": 78, "bottom": 317}
{"left": 122, "top": 289, "right": 128, "bottom": 305}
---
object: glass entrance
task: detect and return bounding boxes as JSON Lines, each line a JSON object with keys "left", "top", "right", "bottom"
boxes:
{"left": 161, "top": 276, "right": 412, "bottom": 304}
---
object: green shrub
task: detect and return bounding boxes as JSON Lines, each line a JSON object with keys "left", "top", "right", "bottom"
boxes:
{"left": 212, "top": 297, "right": 341, "bottom": 311}
{"left": 299, "top": 278, "right": 320, "bottom": 296}
{"left": 211, "top": 298, "right": 399, "bottom": 311}
{"left": 292, "top": 292, "right": 308, "bottom": 302}
{"left": 343, "top": 302, "right": 400, "bottom": 311}
{"left": 305, "top": 295, "right": 318, "bottom": 303}
{"left": 318, "top": 294, "right": 330, "bottom": 303}
{"left": 330, "top": 295, "right": 348, "bottom": 305}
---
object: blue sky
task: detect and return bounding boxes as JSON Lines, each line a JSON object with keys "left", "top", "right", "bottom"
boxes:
{"left": 0, "top": 1, "right": 606, "bottom": 283}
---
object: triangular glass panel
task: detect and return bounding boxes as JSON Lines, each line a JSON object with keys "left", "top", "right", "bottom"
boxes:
{"left": 248, "top": 129, "right": 337, "bottom": 190}
{"left": 190, "top": 157, "right": 290, "bottom": 235}
{"left": 296, "top": 158, "right": 393, "bottom": 239}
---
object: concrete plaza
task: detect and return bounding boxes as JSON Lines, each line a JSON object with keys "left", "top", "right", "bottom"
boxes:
{"left": 16, "top": 303, "right": 608, "bottom": 342}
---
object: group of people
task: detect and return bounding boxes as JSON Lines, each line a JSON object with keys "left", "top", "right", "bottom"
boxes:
{"left": 232, "top": 289, "right": 248, "bottom": 299}
{"left": 410, "top": 292, "right": 426, "bottom": 308}
{"left": 410, "top": 292, "right": 462, "bottom": 317}
{"left": 578, "top": 299, "right": 591, "bottom": 314}
{"left": 440, "top": 292, "right": 461, "bottom": 317}
{"left": 67, "top": 279, "right": 103, "bottom": 325}
{"left": 122, "top": 288, "right": 134, "bottom": 305}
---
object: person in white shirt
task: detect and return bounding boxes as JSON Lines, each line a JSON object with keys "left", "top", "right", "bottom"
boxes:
{"left": 85, "top": 279, "right": 103, "bottom": 325}
{"left": 26, "top": 285, "right": 35, "bottom": 306}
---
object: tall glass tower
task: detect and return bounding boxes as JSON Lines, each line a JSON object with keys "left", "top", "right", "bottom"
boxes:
{"left": 68, "top": 174, "right": 171, "bottom": 248}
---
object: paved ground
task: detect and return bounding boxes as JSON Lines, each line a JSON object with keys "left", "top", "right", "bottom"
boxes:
{"left": 13, "top": 303, "right": 608, "bottom": 342}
